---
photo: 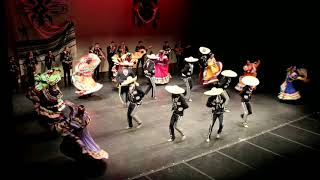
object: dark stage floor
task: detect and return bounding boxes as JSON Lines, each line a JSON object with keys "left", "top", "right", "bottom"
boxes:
{"left": 14, "top": 74, "right": 320, "bottom": 180}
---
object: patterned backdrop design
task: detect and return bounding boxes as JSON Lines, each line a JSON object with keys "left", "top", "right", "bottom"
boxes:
{"left": 133, "top": 0, "right": 160, "bottom": 29}
{"left": 14, "top": 0, "right": 76, "bottom": 74}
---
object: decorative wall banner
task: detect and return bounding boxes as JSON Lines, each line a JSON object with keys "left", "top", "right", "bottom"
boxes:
{"left": 132, "top": 0, "right": 160, "bottom": 29}
{"left": 14, "top": 0, "right": 76, "bottom": 74}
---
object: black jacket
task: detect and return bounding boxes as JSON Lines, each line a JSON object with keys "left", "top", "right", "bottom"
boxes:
{"left": 199, "top": 55, "right": 208, "bottom": 68}
{"left": 239, "top": 85, "right": 253, "bottom": 102}
{"left": 181, "top": 63, "right": 194, "bottom": 77}
{"left": 116, "top": 68, "right": 135, "bottom": 84}
{"left": 171, "top": 94, "right": 189, "bottom": 116}
{"left": 206, "top": 95, "right": 226, "bottom": 114}
{"left": 128, "top": 86, "right": 145, "bottom": 104}
{"left": 107, "top": 45, "right": 117, "bottom": 60}
{"left": 93, "top": 48, "right": 104, "bottom": 59}
{"left": 25, "top": 57, "right": 38, "bottom": 70}
{"left": 45, "top": 55, "right": 55, "bottom": 66}
{"left": 60, "top": 51, "right": 72, "bottom": 65}
{"left": 135, "top": 45, "right": 146, "bottom": 52}
{"left": 218, "top": 76, "right": 231, "bottom": 90}
{"left": 143, "top": 59, "right": 155, "bottom": 77}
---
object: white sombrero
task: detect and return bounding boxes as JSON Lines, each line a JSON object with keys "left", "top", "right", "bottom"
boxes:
{"left": 221, "top": 70, "right": 238, "bottom": 77}
{"left": 241, "top": 76, "right": 260, "bottom": 86}
{"left": 121, "top": 76, "right": 137, "bottom": 86}
{"left": 204, "top": 87, "right": 224, "bottom": 96}
{"left": 199, "top": 47, "right": 211, "bottom": 54}
{"left": 147, "top": 54, "right": 158, "bottom": 59}
{"left": 165, "top": 85, "right": 185, "bottom": 94}
{"left": 119, "top": 61, "right": 134, "bottom": 66}
{"left": 185, "top": 56, "right": 199, "bottom": 63}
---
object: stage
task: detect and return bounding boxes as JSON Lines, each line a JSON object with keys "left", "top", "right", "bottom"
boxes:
{"left": 14, "top": 74, "right": 320, "bottom": 180}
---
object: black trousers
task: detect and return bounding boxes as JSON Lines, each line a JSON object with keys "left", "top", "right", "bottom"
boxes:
{"left": 10, "top": 73, "right": 19, "bottom": 92}
{"left": 145, "top": 76, "right": 156, "bottom": 98}
{"left": 169, "top": 113, "right": 184, "bottom": 140}
{"left": 242, "top": 102, "right": 252, "bottom": 115}
{"left": 120, "top": 86, "right": 129, "bottom": 104}
{"left": 208, "top": 113, "right": 223, "bottom": 139}
{"left": 45, "top": 62, "right": 52, "bottom": 70}
{"left": 241, "top": 101, "right": 252, "bottom": 123}
{"left": 176, "top": 55, "right": 183, "bottom": 72}
{"left": 94, "top": 64, "right": 100, "bottom": 80}
{"left": 108, "top": 59, "right": 114, "bottom": 79}
{"left": 183, "top": 77, "right": 193, "bottom": 100}
{"left": 26, "top": 67, "right": 35, "bottom": 87}
{"left": 127, "top": 103, "right": 142, "bottom": 127}
{"left": 62, "top": 64, "right": 72, "bottom": 86}
{"left": 136, "top": 57, "right": 144, "bottom": 75}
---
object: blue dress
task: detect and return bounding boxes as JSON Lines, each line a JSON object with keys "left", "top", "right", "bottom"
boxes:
{"left": 278, "top": 71, "right": 301, "bottom": 100}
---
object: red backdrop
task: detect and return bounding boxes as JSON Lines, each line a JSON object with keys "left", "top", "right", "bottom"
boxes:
{"left": 70, "top": 0, "right": 191, "bottom": 37}
{"left": 69, "top": 0, "right": 192, "bottom": 57}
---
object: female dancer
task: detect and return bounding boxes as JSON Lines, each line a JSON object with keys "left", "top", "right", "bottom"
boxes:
{"left": 278, "top": 66, "right": 308, "bottom": 101}
{"left": 201, "top": 51, "right": 223, "bottom": 86}
{"left": 26, "top": 68, "right": 108, "bottom": 162}
{"left": 72, "top": 52, "right": 103, "bottom": 97}
{"left": 154, "top": 50, "right": 171, "bottom": 84}
{"left": 235, "top": 59, "right": 261, "bottom": 91}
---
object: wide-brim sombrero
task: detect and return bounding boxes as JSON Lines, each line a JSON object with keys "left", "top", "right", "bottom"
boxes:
{"left": 80, "top": 53, "right": 100, "bottom": 63}
{"left": 119, "top": 61, "right": 134, "bottom": 66}
{"left": 204, "top": 87, "right": 224, "bottom": 96}
{"left": 165, "top": 85, "right": 185, "bottom": 94}
{"left": 147, "top": 54, "right": 158, "bottom": 59}
{"left": 199, "top": 47, "right": 211, "bottom": 54}
{"left": 221, "top": 70, "right": 238, "bottom": 77}
{"left": 185, "top": 56, "right": 199, "bottom": 63}
{"left": 121, "top": 76, "right": 137, "bottom": 86}
{"left": 242, "top": 76, "right": 260, "bottom": 86}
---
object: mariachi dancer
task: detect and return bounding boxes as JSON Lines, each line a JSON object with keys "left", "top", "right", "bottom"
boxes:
{"left": 278, "top": 66, "right": 308, "bottom": 101}
{"left": 218, "top": 70, "right": 238, "bottom": 112}
{"left": 165, "top": 85, "right": 189, "bottom": 142}
{"left": 72, "top": 51, "right": 103, "bottom": 97}
{"left": 181, "top": 56, "right": 199, "bottom": 102}
{"left": 204, "top": 87, "right": 226, "bottom": 142}
{"left": 235, "top": 59, "right": 261, "bottom": 91}
{"left": 239, "top": 76, "right": 260, "bottom": 128}
{"left": 26, "top": 68, "right": 109, "bottom": 163}
{"left": 121, "top": 76, "right": 144, "bottom": 129}
{"left": 116, "top": 61, "right": 136, "bottom": 106}
{"left": 143, "top": 54, "right": 157, "bottom": 99}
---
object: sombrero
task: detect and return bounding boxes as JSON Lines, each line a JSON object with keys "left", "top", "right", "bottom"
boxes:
{"left": 199, "top": 47, "right": 211, "bottom": 54}
{"left": 185, "top": 56, "right": 199, "bottom": 63}
{"left": 121, "top": 76, "right": 137, "bottom": 86}
{"left": 119, "top": 61, "right": 134, "bottom": 66}
{"left": 241, "top": 76, "right": 260, "bottom": 86}
{"left": 165, "top": 85, "right": 185, "bottom": 94}
{"left": 204, "top": 87, "right": 224, "bottom": 96}
{"left": 147, "top": 54, "right": 158, "bottom": 59}
{"left": 221, "top": 70, "right": 238, "bottom": 77}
